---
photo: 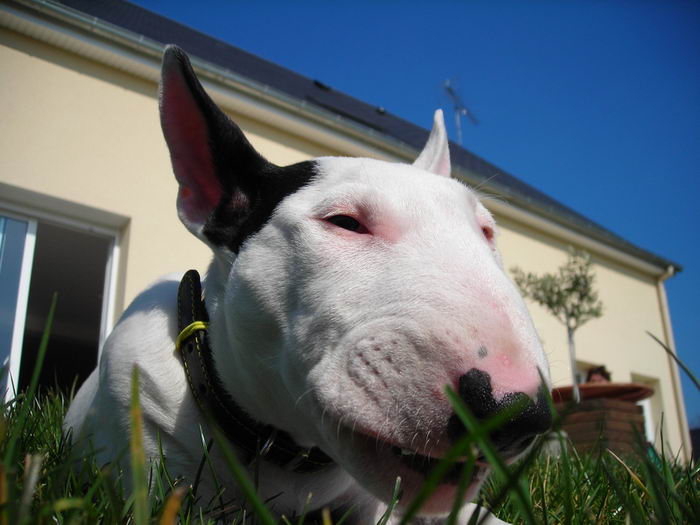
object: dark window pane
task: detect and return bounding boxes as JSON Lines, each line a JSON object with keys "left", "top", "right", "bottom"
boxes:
{"left": 19, "top": 222, "right": 111, "bottom": 393}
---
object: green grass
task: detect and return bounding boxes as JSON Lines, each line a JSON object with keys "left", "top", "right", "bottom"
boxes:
{"left": 3, "top": 387, "right": 699, "bottom": 524}
{"left": 1, "top": 298, "right": 698, "bottom": 523}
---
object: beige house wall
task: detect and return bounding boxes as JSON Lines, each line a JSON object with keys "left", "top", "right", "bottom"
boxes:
{"left": 1, "top": 26, "right": 689, "bottom": 457}
{"left": 0, "top": 28, "right": 338, "bottom": 309}
{"left": 497, "top": 217, "right": 684, "bottom": 453}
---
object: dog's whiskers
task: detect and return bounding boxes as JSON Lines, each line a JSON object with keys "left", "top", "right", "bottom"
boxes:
{"left": 320, "top": 407, "right": 329, "bottom": 429}
{"left": 336, "top": 416, "right": 346, "bottom": 441}
{"left": 423, "top": 430, "right": 433, "bottom": 456}
{"left": 409, "top": 432, "right": 419, "bottom": 451}
{"left": 293, "top": 387, "right": 316, "bottom": 409}
{"left": 351, "top": 418, "right": 359, "bottom": 445}
{"left": 471, "top": 173, "right": 499, "bottom": 193}
{"left": 431, "top": 436, "right": 442, "bottom": 457}
{"left": 253, "top": 353, "right": 285, "bottom": 367}
{"left": 395, "top": 416, "right": 409, "bottom": 433}
{"left": 376, "top": 415, "right": 392, "bottom": 452}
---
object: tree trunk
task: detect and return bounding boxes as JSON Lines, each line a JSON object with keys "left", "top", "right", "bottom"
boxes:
{"left": 568, "top": 327, "right": 580, "bottom": 403}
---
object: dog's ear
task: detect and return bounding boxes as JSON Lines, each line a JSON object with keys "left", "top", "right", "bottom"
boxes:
{"left": 159, "top": 45, "right": 272, "bottom": 248}
{"left": 413, "top": 109, "right": 451, "bottom": 177}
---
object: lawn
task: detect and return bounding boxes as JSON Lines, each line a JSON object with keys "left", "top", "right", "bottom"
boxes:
{"left": 1, "top": 299, "right": 698, "bottom": 524}
{"left": 2, "top": 377, "right": 698, "bottom": 524}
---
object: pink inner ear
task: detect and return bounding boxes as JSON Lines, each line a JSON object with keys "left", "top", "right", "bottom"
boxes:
{"left": 162, "top": 69, "right": 221, "bottom": 224}
{"left": 435, "top": 154, "right": 451, "bottom": 177}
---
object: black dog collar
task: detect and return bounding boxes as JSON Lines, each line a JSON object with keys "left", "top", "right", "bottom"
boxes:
{"left": 176, "top": 269, "right": 334, "bottom": 473}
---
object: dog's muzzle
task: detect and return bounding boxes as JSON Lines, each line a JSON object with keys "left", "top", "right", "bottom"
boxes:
{"left": 447, "top": 368, "right": 552, "bottom": 457}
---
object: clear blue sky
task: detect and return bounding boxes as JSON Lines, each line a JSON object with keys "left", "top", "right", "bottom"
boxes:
{"left": 132, "top": 1, "right": 700, "bottom": 426}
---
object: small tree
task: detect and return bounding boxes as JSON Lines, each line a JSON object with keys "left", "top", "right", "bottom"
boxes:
{"left": 511, "top": 248, "right": 604, "bottom": 403}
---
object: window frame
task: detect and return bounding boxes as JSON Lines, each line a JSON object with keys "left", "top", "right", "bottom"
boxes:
{"left": 0, "top": 201, "right": 121, "bottom": 400}
{"left": 0, "top": 210, "right": 37, "bottom": 400}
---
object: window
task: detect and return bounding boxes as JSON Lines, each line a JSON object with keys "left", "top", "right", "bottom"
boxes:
{"left": 632, "top": 374, "right": 662, "bottom": 444}
{"left": 0, "top": 215, "right": 35, "bottom": 399}
{"left": 0, "top": 211, "right": 118, "bottom": 400}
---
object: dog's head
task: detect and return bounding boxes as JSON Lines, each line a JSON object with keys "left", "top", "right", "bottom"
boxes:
{"left": 160, "top": 46, "right": 551, "bottom": 514}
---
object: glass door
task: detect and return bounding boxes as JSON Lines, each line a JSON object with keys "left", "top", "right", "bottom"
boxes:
{"left": 0, "top": 215, "right": 36, "bottom": 401}
{"left": 17, "top": 221, "right": 112, "bottom": 394}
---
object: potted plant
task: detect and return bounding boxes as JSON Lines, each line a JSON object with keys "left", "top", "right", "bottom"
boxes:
{"left": 511, "top": 248, "right": 603, "bottom": 403}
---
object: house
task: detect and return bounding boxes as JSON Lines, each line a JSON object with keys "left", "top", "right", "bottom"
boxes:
{"left": 0, "top": 0, "right": 690, "bottom": 459}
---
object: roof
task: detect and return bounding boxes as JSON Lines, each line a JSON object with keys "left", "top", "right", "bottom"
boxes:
{"left": 30, "top": 0, "right": 681, "bottom": 272}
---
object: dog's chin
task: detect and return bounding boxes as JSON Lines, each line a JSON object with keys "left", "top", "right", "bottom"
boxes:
{"left": 325, "top": 428, "right": 490, "bottom": 515}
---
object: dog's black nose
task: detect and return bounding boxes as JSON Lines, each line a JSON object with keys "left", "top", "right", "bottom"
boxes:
{"left": 447, "top": 369, "right": 552, "bottom": 456}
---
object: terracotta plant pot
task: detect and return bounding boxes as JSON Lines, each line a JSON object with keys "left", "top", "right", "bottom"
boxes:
{"left": 552, "top": 383, "right": 653, "bottom": 456}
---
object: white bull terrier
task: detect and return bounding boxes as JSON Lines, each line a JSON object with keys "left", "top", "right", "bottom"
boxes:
{"left": 64, "top": 45, "right": 551, "bottom": 524}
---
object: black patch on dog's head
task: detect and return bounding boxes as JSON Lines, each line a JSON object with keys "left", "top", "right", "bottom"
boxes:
{"left": 204, "top": 160, "right": 317, "bottom": 253}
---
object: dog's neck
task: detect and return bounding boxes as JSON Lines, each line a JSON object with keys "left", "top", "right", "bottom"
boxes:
{"left": 202, "top": 254, "right": 286, "bottom": 413}
{"left": 202, "top": 254, "right": 231, "bottom": 314}
{"left": 198, "top": 257, "right": 333, "bottom": 463}
{"left": 201, "top": 253, "right": 284, "bottom": 427}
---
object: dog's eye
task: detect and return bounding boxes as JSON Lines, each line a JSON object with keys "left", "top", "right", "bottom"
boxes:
{"left": 481, "top": 226, "right": 494, "bottom": 242}
{"left": 326, "top": 215, "right": 369, "bottom": 234}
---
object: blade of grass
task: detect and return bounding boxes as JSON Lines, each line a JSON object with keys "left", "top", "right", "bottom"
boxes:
{"left": 130, "top": 365, "right": 150, "bottom": 525}
{"left": 445, "top": 386, "right": 536, "bottom": 525}
{"left": 555, "top": 427, "right": 574, "bottom": 525}
{"left": 683, "top": 463, "right": 700, "bottom": 521}
{"left": 640, "top": 449, "right": 695, "bottom": 524}
{"left": 96, "top": 465, "right": 123, "bottom": 523}
{"left": 400, "top": 388, "right": 538, "bottom": 525}
{"left": 78, "top": 467, "right": 108, "bottom": 513}
{"left": 377, "top": 476, "right": 402, "bottom": 525}
{"left": 656, "top": 414, "right": 678, "bottom": 521}
{"left": 321, "top": 507, "right": 333, "bottom": 525}
{"left": 18, "top": 453, "right": 43, "bottom": 525}
{"left": 538, "top": 458, "right": 549, "bottom": 525}
{"left": 446, "top": 453, "right": 477, "bottom": 525}
{"left": 184, "top": 431, "right": 212, "bottom": 518}
{"left": 295, "top": 492, "right": 314, "bottom": 525}
{"left": 333, "top": 504, "right": 356, "bottom": 525}
{"left": 606, "top": 450, "right": 648, "bottom": 497}
{"left": 159, "top": 486, "right": 186, "bottom": 525}
{"left": 479, "top": 430, "right": 547, "bottom": 523}
{"left": 467, "top": 499, "right": 483, "bottom": 525}
{"left": 208, "top": 422, "right": 277, "bottom": 525}
{"left": 601, "top": 461, "right": 646, "bottom": 524}
{"left": 196, "top": 428, "right": 225, "bottom": 511}
{"left": 593, "top": 488, "right": 610, "bottom": 524}
{"left": 3, "top": 294, "right": 57, "bottom": 465}
{"left": 0, "top": 465, "right": 6, "bottom": 525}
{"left": 408, "top": 388, "right": 540, "bottom": 524}
{"left": 398, "top": 435, "right": 478, "bottom": 524}
{"left": 1, "top": 295, "right": 56, "bottom": 525}
{"left": 638, "top": 458, "right": 672, "bottom": 523}
{"left": 49, "top": 498, "right": 84, "bottom": 514}
{"left": 154, "top": 431, "right": 177, "bottom": 510}
{"left": 647, "top": 331, "right": 700, "bottom": 391}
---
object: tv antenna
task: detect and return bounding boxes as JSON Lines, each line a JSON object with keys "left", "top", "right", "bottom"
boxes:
{"left": 444, "top": 78, "right": 478, "bottom": 145}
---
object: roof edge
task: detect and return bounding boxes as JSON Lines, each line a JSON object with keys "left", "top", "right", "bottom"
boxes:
{"left": 4, "top": 0, "right": 682, "bottom": 276}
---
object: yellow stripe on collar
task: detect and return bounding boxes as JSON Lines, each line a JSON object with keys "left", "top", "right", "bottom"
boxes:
{"left": 176, "top": 320, "right": 209, "bottom": 351}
